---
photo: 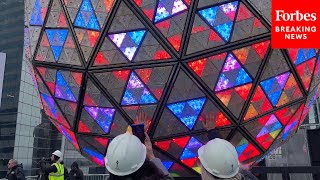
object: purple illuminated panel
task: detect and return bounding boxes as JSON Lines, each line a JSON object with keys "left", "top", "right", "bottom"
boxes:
{"left": 84, "top": 106, "right": 116, "bottom": 134}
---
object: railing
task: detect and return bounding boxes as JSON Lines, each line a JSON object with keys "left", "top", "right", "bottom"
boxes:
{"left": 22, "top": 167, "right": 320, "bottom": 180}
{"left": 83, "top": 174, "right": 109, "bottom": 180}
{"left": 251, "top": 166, "right": 320, "bottom": 180}
{"left": 25, "top": 176, "right": 37, "bottom": 180}
{"left": 25, "top": 174, "right": 109, "bottom": 180}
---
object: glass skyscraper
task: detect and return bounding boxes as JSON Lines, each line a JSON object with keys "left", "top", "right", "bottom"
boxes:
{"left": 0, "top": 0, "right": 101, "bottom": 177}
{"left": 0, "top": 0, "right": 25, "bottom": 177}
{"left": 0, "top": 0, "right": 63, "bottom": 177}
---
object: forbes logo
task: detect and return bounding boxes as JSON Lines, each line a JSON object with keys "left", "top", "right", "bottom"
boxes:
{"left": 275, "top": 10, "right": 317, "bottom": 21}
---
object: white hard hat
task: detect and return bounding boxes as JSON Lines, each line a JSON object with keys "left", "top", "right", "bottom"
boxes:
{"left": 198, "top": 138, "right": 239, "bottom": 178}
{"left": 105, "top": 132, "right": 146, "bottom": 176}
{"left": 52, "top": 150, "right": 62, "bottom": 158}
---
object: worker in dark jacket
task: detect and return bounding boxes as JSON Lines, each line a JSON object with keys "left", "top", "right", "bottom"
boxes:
{"left": 106, "top": 110, "right": 174, "bottom": 180}
{"left": 199, "top": 112, "right": 259, "bottom": 180}
{"left": 6, "top": 159, "right": 25, "bottom": 180}
{"left": 106, "top": 131, "right": 173, "bottom": 180}
{"left": 69, "top": 162, "right": 83, "bottom": 180}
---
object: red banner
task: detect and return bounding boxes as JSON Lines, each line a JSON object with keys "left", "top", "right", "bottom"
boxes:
{"left": 272, "top": 0, "right": 320, "bottom": 48}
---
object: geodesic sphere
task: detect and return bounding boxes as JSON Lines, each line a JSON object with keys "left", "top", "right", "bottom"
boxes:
{"left": 24, "top": 0, "right": 320, "bottom": 177}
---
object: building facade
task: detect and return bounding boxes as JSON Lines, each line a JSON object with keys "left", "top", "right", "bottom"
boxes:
{"left": 0, "top": 0, "right": 25, "bottom": 177}
{"left": 265, "top": 96, "right": 320, "bottom": 180}
{"left": 0, "top": 0, "right": 64, "bottom": 177}
{"left": 0, "top": 0, "right": 102, "bottom": 176}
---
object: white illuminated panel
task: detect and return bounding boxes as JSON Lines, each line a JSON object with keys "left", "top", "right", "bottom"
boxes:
{"left": 0, "top": 52, "right": 6, "bottom": 107}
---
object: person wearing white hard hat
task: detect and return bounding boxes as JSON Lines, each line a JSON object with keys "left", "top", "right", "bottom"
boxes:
{"left": 198, "top": 138, "right": 242, "bottom": 180}
{"left": 105, "top": 110, "right": 173, "bottom": 180}
{"left": 38, "top": 150, "right": 65, "bottom": 180}
{"left": 199, "top": 113, "right": 259, "bottom": 180}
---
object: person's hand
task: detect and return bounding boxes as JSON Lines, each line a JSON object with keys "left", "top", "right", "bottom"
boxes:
{"left": 135, "top": 109, "right": 149, "bottom": 131}
{"left": 239, "top": 163, "right": 250, "bottom": 171}
{"left": 202, "top": 112, "right": 216, "bottom": 131}
{"left": 144, "top": 132, "right": 155, "bottom": 160}
{"left": 38, "top": 158, "right": 46, "bottom": 164}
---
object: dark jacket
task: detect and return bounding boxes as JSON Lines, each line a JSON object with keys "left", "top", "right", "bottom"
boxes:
{"left": 6, "top": 164, "right": 25, "bottom": 180}
{"left": 60, "top": 161, "right": 69, "bottom": 180}
{"left": 69, "top": 162, "right": 83, "bottom": 180}
{"left": 63, "top": 166, "right": 69, "bottom": 180}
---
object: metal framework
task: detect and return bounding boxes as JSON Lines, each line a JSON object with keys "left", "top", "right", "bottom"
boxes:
{"left": 251, "top": 166, "right": 320, "bottom": 180}
{"left": 25, "top": 0, "right": 320, "bottom": 176}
